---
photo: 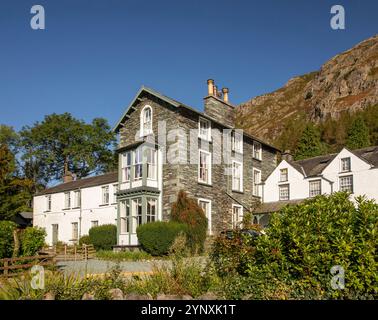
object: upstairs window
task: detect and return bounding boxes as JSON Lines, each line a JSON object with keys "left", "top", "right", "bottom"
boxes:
{"left": 122, "top": 151, "right": 132, "bottom": 182}
{"left": 339, "top": 175, "right": 353, "bottom": 193}
{"left": 253, "top": 141, "right": 262, "bottom": 160}
{"left": 101, "top": 186, "right": 109, "bottom": 205}
{"left": 146, "top": 148, "right": 157, "bottom": 180}
{"left": 198, "top": 117, "right": 211, "bottom": 141}
{"left": 232, "top": 131, "right": 243, "bottom": 154}
{"left": 64, "top": 192, "right": 71, "bottom": 209}
{"left": 134, "top": 148, "right": 143, "bottom": 180}
{"left": 309, "top": 180, "right": 321, "bottom": 197}
{"left": 73, "top": 190, "right": 81, "bottom": 208}
{"left": 253, "top": 168, "right": 261, "bottom": 197}
{"left": 198, "top": 150, "right": 212, "bottom": 184}
{"left": 232, "top": 161, "right": 243, "bottom": 192}
{"left": 279, "top": 184, "right": 290, "bottom": 201}
{"left": 112, "top": 184, "right": 118, "bottom": 203}
{"left": 46, "top": 195, "right": 51, "bottom": 212}
{"left": 280, "top": 168, "right": 288, "bottom": 182}
{"left": 141, "top": 105, "right": 152, "bottom": 136}
{"left": 341, "top": 157, "right": 351, "bottom": 172}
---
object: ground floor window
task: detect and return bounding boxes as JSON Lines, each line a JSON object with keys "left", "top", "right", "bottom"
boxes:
{"left": 91, "top": 220, "right": 99, "bottom": 228}
{"left": 198, "top": 199, "right": 212, "bottom": 235}
{"left": 339, "top": 175, "right": 353, "bottom": 193}
{"left": 71, "top": 222, "right": 78, "bottom": 241}
{"left": 52, "top": 224, "right": 59, "bottom": 245}
{"left": 120, "top": 200, "right": 130, "bottom": 234}
{"left": 147, "top": 198, "right": 157, "bottom": 223}
{"left": 132, "top": 198, "right": 142, "bottom": 233}
{"left": 232, "top": 205, "right": 243, "bottom": 228}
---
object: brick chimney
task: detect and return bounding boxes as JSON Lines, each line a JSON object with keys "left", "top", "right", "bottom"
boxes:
{"left": 204, "top": 79, "right": 235, "bottom": 127}
{"left": 282, "top": 150, "right": 294, "bottom": 162}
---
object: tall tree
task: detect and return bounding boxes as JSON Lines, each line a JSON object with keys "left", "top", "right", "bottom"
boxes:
{"left": 20, "top": 113, "right": 116, "bottom": 187}
{"left": 346, "top": 116, "right": 371, "bottom": 150}
{"left": 294, "top": 124, "right": 327, "bottom": 160}
{"left": 0, "top": 125, "right": 20, "bottom": 155}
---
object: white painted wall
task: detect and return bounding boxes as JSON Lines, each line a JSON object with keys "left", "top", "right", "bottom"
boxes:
{"left": 263, "top": 148, "right": 378, "bottom": 203}
{"left": 33, "top": 183, "right": 118, "bottom": 245}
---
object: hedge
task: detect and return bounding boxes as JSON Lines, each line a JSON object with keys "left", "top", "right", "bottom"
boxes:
{"left": 20, "top": 226, "right": 46, "bottom": 256}
{"left": 89, "top": 224, "right": 117, "bottom": 250}
{"left": 0, "top": 220, "right": 17, "bottom": 259}
{"left": 137, "top": 221, "right": 188, "bottom": 256}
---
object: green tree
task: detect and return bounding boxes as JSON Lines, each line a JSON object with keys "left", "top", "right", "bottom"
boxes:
{"left": 294, "top": 124, "right": 327, "bottom": 160}
{"left": 0, "top": 125, "right": 20, "bottom": 155}
{"left": 346, "top": 116, "right": 371, "bottom": 150}
{"left": 20, "top": 113, "right": 116, "bottom": 187}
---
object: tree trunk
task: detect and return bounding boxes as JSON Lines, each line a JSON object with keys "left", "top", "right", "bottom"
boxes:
{"left": 13, "top": 229, "right": 20, "bottom": 258}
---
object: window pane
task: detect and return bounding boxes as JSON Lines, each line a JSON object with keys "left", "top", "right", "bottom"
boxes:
{"left": 339, "top": 176, "right": 353, "bottom": 192}
{"left": 309, "top": 180, "right": 321, "bottom": 197}
{"left": 279, "top": 185, "right": 289, "bottom": 200}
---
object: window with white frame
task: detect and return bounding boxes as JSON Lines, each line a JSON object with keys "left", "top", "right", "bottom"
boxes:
{"left": 198, "top": 117, "right": 211, "bottom": 141}
{"left": 339, "top": 175, "right": 353, "bottom": 193}
{"left": 64, "top": 192, "right": 71, "bottom": 209}
{"left": 73, "top": 190, "right": 81, "bottom": 208}
{"left": 91, "top": 220, "right": 99, "bottom": 228}
{"left": 46, "top": 195, "right": 51, "bottom": 211}
{"left": 198, "top": 199, "right": 212, "bottom": 234}
{"left": 132, "top": 198, "right": 142, "bottom": 233}
{"left": 71, "top": 222, "right": 78, "bottom": 241}
{"left": 141, "top": 105, "right": 152, "bottom": 136}
{"left": 146, "top": 148, "right": 157, "bottom": 180}
{"left": 280, "top": 168, "right": 288, "bottom": 182}
{"left": 101, "top": 186, "right": 109, "bottom": 205}
{"left": 341, "top": 157, "right": 351, "bottom": 172}
{"left": 253, "top": 141, "right": 262, "bottom": 160}
{"left": 232, "top": 205, "right": 243, "bottom": 228}
{"left": 309, "top": 180, "right": 321, "bottom": 197}
{"left": 112, "top": 184, "right": 118, "bottom": 203}
{"left": 120, "top": 200, "right": 130, "bottom": 233}
{"left": 232, "top": 161, "right": 243, "bottom": 192}
{"left": 134, "top": 148, "right": 143, "bottom": 180}
{"left": 279, "top": 184, "right": 290, "bottom": 201}
{"left": 122, "top": 151, "right": 132, "bottom": 182}
{"left": 146, "top": 198, "right": 157, "bottom": 223}
{"left": 198, "top": 150, "right": 211, "bottom": 184}
{"left": 232, "top": 131, "right": 243, "bottom": 153}
{"left": 253, "top": 168, "right": 261, "bottom": 197}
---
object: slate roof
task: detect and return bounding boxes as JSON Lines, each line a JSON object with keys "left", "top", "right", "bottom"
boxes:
{"left": 288, "top": 146, "right": 378, "bottom": 177}
{"left": 254, "top": 199, "right": 305, "bottom": 214}
{"left": 36, "top": 172, "right": 118, "bottom": 196}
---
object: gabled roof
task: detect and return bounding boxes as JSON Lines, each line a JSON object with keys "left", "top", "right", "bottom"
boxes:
{"left": 254, "top": 199, "right": 305, "bottom": 214}
{"left": 113, "top": 86, "right": 280, "bottom": 151}
{"left": 36, "top": 172, "right": 118, "bottom": 196}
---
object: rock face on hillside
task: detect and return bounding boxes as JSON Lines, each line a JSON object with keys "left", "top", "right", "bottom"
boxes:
{"left": 236, "top": 35, "right": 378, "bottom": 143}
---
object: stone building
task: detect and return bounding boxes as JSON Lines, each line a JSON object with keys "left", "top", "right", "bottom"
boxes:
{"left": 113, "top": 80, "right": 280, "bottom": 246}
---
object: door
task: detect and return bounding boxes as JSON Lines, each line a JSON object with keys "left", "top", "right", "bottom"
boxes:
{"left": 52, "top": 224, "right": 59, "bottom": 245}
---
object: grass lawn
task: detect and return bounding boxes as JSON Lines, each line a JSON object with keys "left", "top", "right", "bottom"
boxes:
{"left": 95, "top": 250, "right": 155, "bottom": 262}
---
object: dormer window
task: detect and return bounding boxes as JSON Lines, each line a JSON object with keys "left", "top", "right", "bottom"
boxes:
{"left": 341, "top": 157, "right": 351, "bottom": 172}
{"left": 199, "top": 117, "right": 211, "bottom": 141}
{"left": 141, "top": 105, "right": 152, "bottom": 136}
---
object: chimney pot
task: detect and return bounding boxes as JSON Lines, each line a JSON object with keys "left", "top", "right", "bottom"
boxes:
{"left": 222, "top": 87, "right": 229, "bottom": 103}
{"left": 207, "top": 79, "right": 214, "bottom": 96}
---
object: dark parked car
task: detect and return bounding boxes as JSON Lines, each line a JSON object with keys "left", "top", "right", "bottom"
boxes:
{"left": 220, "top": 228, "right": 264, "bottom": 240}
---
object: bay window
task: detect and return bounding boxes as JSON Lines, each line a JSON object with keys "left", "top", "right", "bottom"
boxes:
{"left": 146, "top": 198, "right": 157, "bottom": 223}
{"left": 122, "top": 151, "right": 132, "bottom": 182}
{"left": 134, "top": 148, "right": 143, "bottom": 180}
{"left": 146, "top": 148, "right": 157, "bottom": 180}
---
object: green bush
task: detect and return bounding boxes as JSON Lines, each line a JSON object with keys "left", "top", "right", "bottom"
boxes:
{"left": 171, "top": 190, "right": 208, "bottom": 253}
{"left": 79, "top": 235, "right": 91, "bottom": 246}
{"left": 0, "top": 220, "right": 17, "bottom": 258}
{"left": 137, "top": 221, "right": 188, "bottom": 256}
{"left": 19, "top": 227, "right": 46, "bottom": 256}
{"left": 211, "top": 193, "right": 378, "bottom": 299}
{"left": 89, "top": 224, "right": 117, "bottom": 251}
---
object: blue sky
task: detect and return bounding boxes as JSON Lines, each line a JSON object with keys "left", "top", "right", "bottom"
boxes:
{"left": 0, "top": 0, "right": 377, "bottom": 131}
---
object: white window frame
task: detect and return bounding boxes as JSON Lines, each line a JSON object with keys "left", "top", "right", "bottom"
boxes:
{"left": 132, "top": 198, "right": 142, "bottom": 234}
{"left": 253, "top": 141, "right": 262, "bottom": 160}
{"left": 91, "top": 220, "right": 99, "bottom": 228}
{"left": 232, "top": 204, "right": 243, "bottom": 228}
{"left": 340, "top": 157, "right": 351, "bottom": 172}
{"left": 73, "top": 190, "right": 81, "bottom": 208}
{"left": 64, "top": 192, "right": 71, "bottom": 209}
{"left": 112, "top": 184, "right": 118, "bottom": 204}
{"left": 232, "top": 160, "right": 243, "bottom": 192}
{"left": 146, "top": 148, "right": 157, "bottom": 180}
{"left": 198, "top": 198, "right": 212, "bottom": 235}
{"left": 198, "top": 149, "right": 212, "bottom": 185}
{"left": 279, "top": 184, "right": 290, "bottom": 201}
{"left": 46, "top": 195, "right": 51, "bottom": 212}
{"left": 339, "top": 175, "right": 353, "bottom": 193}
{"left": 122, "top": 151, "right": 132, "bottom": 182}
{"left": 71, "top": 222, "right": 78, "bottom": 241}
{"left": 231, "top": 131, "right": 243, "bottom": 154}
{"left": 280, "top": 168, "right": 288, "bottom": 182}
{"left": 309, "top": 179, "right": 322, "bottom": 197}
{"left": 120, "top": 200, "right": 130, "bottom": 234}
{"left": 140, "top": 105, "right": 153, "bottom": 136}
{"left": 252, "top": 168, "right": 262, "bottom": 197}
{"left": 146, "top": 198, "right": 157, "bottom": 223}
{"left": 198, "top": 117, "right": 211, "bottom": 141}
{"left": 101, "top": 185, "right": 110, "bottom": 205}
{"left": 134, "top": 148, "right": 143, "bottom": 180}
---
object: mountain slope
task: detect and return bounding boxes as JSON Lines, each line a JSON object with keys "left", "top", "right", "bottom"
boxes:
{"left": 236, "top": 35, "right": 378, "bottom": 144}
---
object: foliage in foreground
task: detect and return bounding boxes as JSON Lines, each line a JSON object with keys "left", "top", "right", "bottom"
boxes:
{"left": 19, "top": 227, "right": 46, "bottom": 257}
{"left": 0, "top": 220, "right": 17, "bottom": 259}
{"left": 211, "top": 192, "right": 378, "bottom": 299}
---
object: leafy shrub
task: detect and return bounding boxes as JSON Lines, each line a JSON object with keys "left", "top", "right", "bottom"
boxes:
{"left": 19, "top": 227, "right": 46, "bottom": 256}
{"left": 211, "top": 193, "right": 378, "bottom": 299}
{"left": 137, "top": 221, "right": 188, "bottom": 256}
{"left": 0, "top": 220, "right": 17, "bottom": 258}
{"left": 89, "top": 224, "right": 117, "bottom": 251}
{"left": 79, "top": 235, "right": 91, "bottom": 246}
{"left": 171, "top": 190, "right": 208, "bottom": 253}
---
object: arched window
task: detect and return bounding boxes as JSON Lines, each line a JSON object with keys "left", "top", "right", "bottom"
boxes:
{"left": 141, "top": 105, "right": 152, "bottom": 136}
